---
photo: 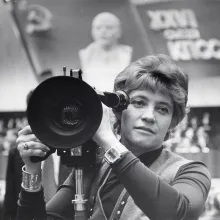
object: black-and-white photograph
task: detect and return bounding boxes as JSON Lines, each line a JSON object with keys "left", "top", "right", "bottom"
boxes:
{"left": 0, "top": 0, "right": 220, "bottom": 220}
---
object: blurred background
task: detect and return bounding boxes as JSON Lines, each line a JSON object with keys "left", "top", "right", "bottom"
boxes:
{"left": 0, "top": 0, "right": 220, "bottom": 219}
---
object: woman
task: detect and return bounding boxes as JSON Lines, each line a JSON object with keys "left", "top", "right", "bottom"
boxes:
{"left": 16, "top": 54, "right": 211, "bottom": 220}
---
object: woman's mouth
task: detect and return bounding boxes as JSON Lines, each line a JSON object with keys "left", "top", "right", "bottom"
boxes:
{"left": 135, "top": 127, "right": 155, "bottom": 134}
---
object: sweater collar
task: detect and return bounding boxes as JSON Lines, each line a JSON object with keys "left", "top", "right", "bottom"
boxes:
{"left": 138, "top": 146, "right": 163, "bottom": 167}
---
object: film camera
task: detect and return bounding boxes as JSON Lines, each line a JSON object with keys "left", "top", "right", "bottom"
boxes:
{"left": 27, "top": 69, "right": 129, "bottom": 168}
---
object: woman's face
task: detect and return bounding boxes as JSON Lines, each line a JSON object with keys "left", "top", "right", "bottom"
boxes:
{"left": 120, "top": 89, "right": 174, "bottom": 156}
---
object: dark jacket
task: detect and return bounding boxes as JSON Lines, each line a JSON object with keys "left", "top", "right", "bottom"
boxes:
{"left": 2, "top": 147, "right": 24, "bottom": 220}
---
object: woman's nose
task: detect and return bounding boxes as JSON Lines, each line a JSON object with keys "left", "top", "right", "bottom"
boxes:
{"left": 141, "top": 106, "right": 156, "bottom": 123}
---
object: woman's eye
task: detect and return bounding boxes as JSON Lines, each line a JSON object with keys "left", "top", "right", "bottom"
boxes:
{"left": 157, "top": 106, "right": 169, "bottom": 114}
{"left": 131, "top": 100, "right": 145, "bottom": 108}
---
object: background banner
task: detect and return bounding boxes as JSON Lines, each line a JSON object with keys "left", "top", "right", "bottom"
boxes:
{"left": 130, "top": 0, "right": 220, "bottom": 78}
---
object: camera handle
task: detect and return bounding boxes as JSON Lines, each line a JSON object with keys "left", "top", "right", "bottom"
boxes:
{"left": 72, "top": 168, "right": 88, "bottom": 220}
{"left": 30, "top": 148, "right": 56, "bottom": 162}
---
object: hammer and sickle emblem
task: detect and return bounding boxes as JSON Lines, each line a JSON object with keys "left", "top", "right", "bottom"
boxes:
{"left": 25, "top": 4, "right": 53, "bottom": 34}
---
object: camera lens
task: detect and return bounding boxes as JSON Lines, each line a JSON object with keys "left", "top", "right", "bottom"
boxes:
{"left": 52, "top": 99, "right": 84, "bottom": 130}
{"left": 61, "top": 104, "right": 81, "bottom": 126}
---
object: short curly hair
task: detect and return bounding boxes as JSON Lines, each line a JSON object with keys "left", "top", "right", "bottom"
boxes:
{"left": 113, "top": 54, "right": 188, "bottom": 137}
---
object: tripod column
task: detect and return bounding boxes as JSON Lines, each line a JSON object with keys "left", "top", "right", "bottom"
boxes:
{"left": 72, "top": 168, "right": 88, "bottom": 220}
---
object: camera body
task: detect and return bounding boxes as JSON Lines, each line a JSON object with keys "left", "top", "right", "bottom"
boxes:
{"left": 28, "top": 71, "right": 129, "bottom": 168}
{"left": 58, "top": 140, "right": 99, "bottom": 168}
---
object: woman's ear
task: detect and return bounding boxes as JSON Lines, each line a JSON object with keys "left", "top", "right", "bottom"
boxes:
{"left": 169, "top": 117, "right": 178, "bottom": 130}
{"left": 164, "top": 130, "right": 172, "bottom": 141}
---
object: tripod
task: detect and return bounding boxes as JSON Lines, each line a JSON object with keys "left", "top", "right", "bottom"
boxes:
{"left": 59, "top": 140, "right": 98, "bottom": 220}
{"left": 72, "top": 168, "right": 88, "bottom": 220}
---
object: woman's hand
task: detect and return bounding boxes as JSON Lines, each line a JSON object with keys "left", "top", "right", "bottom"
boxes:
{"left": 93, "top": 104, "right": 119, "bottom": 151}
{"left": 16, "top": 125, "right": 50, "bottom": 174}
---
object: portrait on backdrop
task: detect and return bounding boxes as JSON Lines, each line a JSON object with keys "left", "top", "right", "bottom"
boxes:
{"left": 9, "top": 0, "right": 145, "bottom": 81}
{"left": 79, "top": 12, "right": 133, "bottom": 92}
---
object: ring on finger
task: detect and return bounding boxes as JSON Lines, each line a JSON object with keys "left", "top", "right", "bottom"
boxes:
{"left": 22, "top": 142, "right": 29, "bottom": 150}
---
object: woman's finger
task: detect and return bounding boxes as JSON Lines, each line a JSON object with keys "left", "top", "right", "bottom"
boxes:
{"left": 17, "top": 141, "right": 50, "bottom": 152}
{"left": 18, "top": 125, "right": 32, "bottom": 135}
{"left": 20, "top": 148, "right": 47, "bottom": 158}
{"left": 16, "top": 134, "right": 41, "bottom": 145}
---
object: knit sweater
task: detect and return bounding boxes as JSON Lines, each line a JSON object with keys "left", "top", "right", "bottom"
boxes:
{"left": 89, "top": 149, "right": 191, "bottom": 220}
